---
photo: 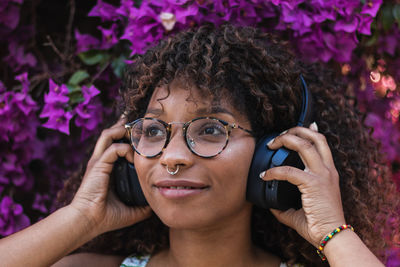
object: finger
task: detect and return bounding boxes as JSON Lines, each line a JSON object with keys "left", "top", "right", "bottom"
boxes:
{"left": 82, "top": 143, "right": 135, "bottom": 190}
{"left": 268, "top": 133, "right": 325, "bottom": 173}
{"left": 98, "top": 142, "right": 135, "bottom": 165}
{"left": 270, "top": 208, "right": 305, "bottom": 230}
{"left": 285, "top": 126, "right": 335, "bottom": 169}
{"left": 84, "top": 142, "right": 134, "bottom": 177}
{"left": 91, "top": 126, "right": 128, "bottom": 163}
{"left": 111, "top": 113, "right": 128, "bottom": 128}
{"left": 261, "top": 165, "right": 311, "bottom": 187}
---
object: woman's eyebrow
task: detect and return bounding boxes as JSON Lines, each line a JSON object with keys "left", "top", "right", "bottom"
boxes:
{"left": 145, "top": 107, "right": 234, "bottom": 117}
{"left": 145, "top": 108, "right": 163, "bottom": 116}
{"left": 196, "top": 107, "right": 235, "bottom": 116}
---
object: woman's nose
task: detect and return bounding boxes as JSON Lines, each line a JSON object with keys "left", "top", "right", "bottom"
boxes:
{"left": 159, "top": 126, "right": 193, "bottom": 169}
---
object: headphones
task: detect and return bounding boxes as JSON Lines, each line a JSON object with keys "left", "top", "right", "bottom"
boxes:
{"left": 113, "top": 75, "right": 313, "bottom": 210}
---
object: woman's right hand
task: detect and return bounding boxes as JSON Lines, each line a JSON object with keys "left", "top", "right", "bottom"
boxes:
{"left": 69, "top": 116, "right": 152, "bottom": 236}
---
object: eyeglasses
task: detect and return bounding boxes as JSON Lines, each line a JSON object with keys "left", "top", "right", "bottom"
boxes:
{"left": 125, "top": 117, "right": 254, "bottom": 158}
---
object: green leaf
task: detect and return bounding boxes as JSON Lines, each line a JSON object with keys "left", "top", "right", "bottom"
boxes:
{"left": 68, "top": 70, "right": 89, "bottom": 86}
{"left": 66, "top": 84, "right": 81, "bottom": 93}
{"left": 67, "top": 84, "right": 84, "bottom": 105}
{"left": 381, "top": 4, "right": 395, "bottom": 32}
{"left": 69, "top": 94, "right": 85, "bottom": 105}
{"left": 78, "top": 50, "right": 109, "bottom": 66}
{"left": 364, "top": 33, "right": 379, "bottom": 47}
{"left": 111, "top": 55, "right": 127, "bottom": 78}
{"left": 393, "top": 5, "right": 400, "bottom": 27}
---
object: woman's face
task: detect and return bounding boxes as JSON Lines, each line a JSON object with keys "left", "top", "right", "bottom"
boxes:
{"left": 134, "top": 80, "right": 256, "bottom": 230}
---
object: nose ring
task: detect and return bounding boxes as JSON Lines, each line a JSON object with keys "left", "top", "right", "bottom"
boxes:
{"left": 166, "top": 165, "right": 180, "bottom": 175}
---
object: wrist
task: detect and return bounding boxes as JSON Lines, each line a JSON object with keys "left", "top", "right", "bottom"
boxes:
{"left": 312, "top": 219, "right": 347, "bottom": 247}
{"left": 63, "top": 204, "right": 101, "bottom": 240}
{"left": 316, "top": 224, "right": 354, "bottom": 261}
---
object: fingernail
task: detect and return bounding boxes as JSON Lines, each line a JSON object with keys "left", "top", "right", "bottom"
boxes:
{"left": 279, "top": 130, "right": 288, "bottom": 136}
{"left": 267, "top": 138, "right": 275, "bottom": 147}
{"left": 310, "top": 122, "right": 318, "bottom": 132}
{"left": 259, "top": 171, "right": 265, "bottom": 179}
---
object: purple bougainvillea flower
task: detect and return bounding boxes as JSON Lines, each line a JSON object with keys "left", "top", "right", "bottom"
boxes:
{"left": 0, "top": 81, "right": 6, "bottom": 93}
{"left": 115, "top": 0, "right": 134, "bottom": 17}
{"left": 320, "top": 30, "right": 358, "bottom": 63}
{"left": 312, "top": 7, "right": 336, "bottom": 23}
{"left": 332, "top": 32, "right": 358, "bottom": 62}
{"left": 334, "top": 16, "right": 358, "bottom": 33}
{"left": 331, "top": 0, "right": 360, "bottom": 16}
{"left": 361, "top": 0, "right": 383, "bottom": 17}
{"left": 4, "top": 42, "right": 37, "bottom": 71}
{"left": 42, "top": 110, "right": 74, "bottom": 135}
{"left": 74, "top": 30, "right": 100, "bottom": 54}
{"left": 0, "top": 4, "right": 20, "bottom": 30}
{"left": 40, "top": 80, "right": 69, "bottom": 119}
{"left": 280, "top": 5, "right": 313, "bottom": 36}
{"left": 357, "top": 14, "right": 373, "bottom": 35}
{"left": 377, "top": 27, "right": 400, "bottom": 56}
{"left": 98, "top": 23, "right": 119, "bottom": 50}
{"left": 75, "top": 99, "right": 103, "bottom": 140}
{"left": 14, "top": 72, "right": 28, "bottom": 92}
{"left": 75, "top": 103, "right": 101, "bottom": 130}
{"left": 81, "top": 85, "right": 100, "bottom": 105}
{"left": 88, "top": 0, "right": 119, "bottom": 21}
{"left": 44, "top": 79, "right": 69, "bottom": 104}
{"left": 40, "top": 79, "right": 73, "bottom": 134}
{"left": 0, "top": 196, "right": 30, "bottom": 236}
{"left": 32, "top": 193, "right": 50, "bottom": 213}
{"left": 386, "top": 246, "right": 400, "bottom": 267}
{"left": 117, "top": 0, "right": 201, "bottom": 55}
{"left": 277, "top": 0, "right": 305, "bottom": 10}
{"left": 296, "top": 26, "right": 335, "bottom": 62}
{"left": 365, "top": 113, "right": 400, "bottom": 161}
{"left": 13, "top": 72, "right": 38, "bottom": 115}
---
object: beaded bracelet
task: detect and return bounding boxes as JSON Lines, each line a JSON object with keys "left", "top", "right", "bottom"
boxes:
{"left": 316, "top": 224, "right": 354, "bottom": 261}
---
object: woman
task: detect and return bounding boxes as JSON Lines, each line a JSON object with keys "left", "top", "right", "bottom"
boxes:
{"left": 0, "top": 24, "right": 398, "bottom": 267}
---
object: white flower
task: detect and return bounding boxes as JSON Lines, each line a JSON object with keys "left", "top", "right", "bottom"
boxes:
{"left": 160, "top": 12, "right": 176, "bottom": 31}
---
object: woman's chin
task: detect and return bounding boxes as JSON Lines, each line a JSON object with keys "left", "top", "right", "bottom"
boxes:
{"left": 152, "top": 201, "right": 252, "bottom": 231}
{"left": 155, "top": 208, "right": 214, "bottom": 230}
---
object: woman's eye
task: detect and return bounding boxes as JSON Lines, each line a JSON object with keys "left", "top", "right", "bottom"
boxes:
{"left": 199, "top": 124, "right": 225, "bottom": 136}
{"left": 144, "top": 126, "right": 164, "bottom": 137}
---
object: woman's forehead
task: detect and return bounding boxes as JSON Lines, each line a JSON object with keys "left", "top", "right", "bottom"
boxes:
{"left": 146, "top": 81, "right": 241, "bottom": 119}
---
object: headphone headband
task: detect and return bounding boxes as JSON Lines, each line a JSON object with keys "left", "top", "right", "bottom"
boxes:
{"left": 297, "top": 74, "right": 313, "bottom": 127}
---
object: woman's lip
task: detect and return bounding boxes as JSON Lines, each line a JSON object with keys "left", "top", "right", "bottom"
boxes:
{"left": 154, "top": 179, "right": 208, "bottom": 188}
{"left": 155, "top": 186, "right": 209, "bottom": 199}
{"left": 154, "top": 179, "right": 210, "bottom": 199}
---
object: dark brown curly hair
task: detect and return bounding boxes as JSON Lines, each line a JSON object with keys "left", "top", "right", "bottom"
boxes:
{"left": 57, "top": 24, "right": 400, "bottom": 266}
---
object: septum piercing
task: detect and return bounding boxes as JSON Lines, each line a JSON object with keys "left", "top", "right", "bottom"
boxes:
{"left": 166, "top": 165, "right": 180, "bottom": 175}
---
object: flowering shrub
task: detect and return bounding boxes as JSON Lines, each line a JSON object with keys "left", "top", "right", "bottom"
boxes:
{"left": 0, "top": 0, "right": 399, "bottom": 263}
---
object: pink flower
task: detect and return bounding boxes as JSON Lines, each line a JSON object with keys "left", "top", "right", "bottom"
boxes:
{"left": 382, "top": 75, "right": 397, "bottom": 91}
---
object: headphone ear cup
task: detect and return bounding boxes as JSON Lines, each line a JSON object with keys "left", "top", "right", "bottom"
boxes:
{"left": 246, "top": 134, "right": 277, "bottom": 209}
{"left": 113, "top": 157, "right": 148, "bottom": 207}
{"left": 246, "top": 134, "right": 302, "bottom": 210}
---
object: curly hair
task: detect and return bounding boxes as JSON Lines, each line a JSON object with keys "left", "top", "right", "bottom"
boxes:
{"left": 57, "top": 24, "right": 399, "bottom": 266}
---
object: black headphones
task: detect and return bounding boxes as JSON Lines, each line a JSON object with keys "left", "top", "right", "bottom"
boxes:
{"left": 113, "top": 75, "right": 313, "bottom": 210}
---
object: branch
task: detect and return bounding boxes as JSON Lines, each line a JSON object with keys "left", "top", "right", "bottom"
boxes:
{"left": 64, "top": 0, "right": 76, "bottom": 58}
{"left": 44, "top": 35, "right": 65, "bottom": 61}
{"left": 90, "top": 62, "right": 110, "bottom": 84}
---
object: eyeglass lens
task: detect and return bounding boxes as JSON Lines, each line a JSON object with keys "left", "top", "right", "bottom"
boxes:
{"left": 130, "top": 118, "right": 229, "bottom": 157}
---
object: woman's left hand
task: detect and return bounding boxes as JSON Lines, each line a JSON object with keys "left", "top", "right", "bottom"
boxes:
{"left": 260, "top": 123, "right": 346, "bottom": 247}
